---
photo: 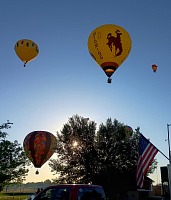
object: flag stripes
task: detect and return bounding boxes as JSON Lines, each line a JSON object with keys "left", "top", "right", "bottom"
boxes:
{"left": 136, "top": 133, "right": 158, "bottom": 188}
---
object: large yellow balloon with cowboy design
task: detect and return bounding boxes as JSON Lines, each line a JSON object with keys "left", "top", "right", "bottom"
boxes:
{"left": 14, "top": 39, "right": 39, "bottom": 67}
{"left": 88, "top": 24, "right": 132, "bottom": 83}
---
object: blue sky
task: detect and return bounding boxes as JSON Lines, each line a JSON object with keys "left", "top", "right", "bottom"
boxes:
{"left": 1, "top": 0, "right": 171, "bottom": 183}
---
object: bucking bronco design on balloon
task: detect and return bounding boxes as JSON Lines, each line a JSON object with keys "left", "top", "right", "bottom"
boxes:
{"left": 88, "top": 24, "right": 132, "bottom": 83}
{"left": 106, "top": 30, "right": 123, "bottom": 57}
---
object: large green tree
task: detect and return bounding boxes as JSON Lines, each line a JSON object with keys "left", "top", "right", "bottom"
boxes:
{"left": 49, "top": 115, "right": 98, "bottom": 183}
{"left": 93, "top": 118, "right": 138, "bottom": 198}
{"left": 49, "top": 115, "right": 157, "bottom": 198}
{"left": 0, "top": 122, "right": 30, "bottom": 191}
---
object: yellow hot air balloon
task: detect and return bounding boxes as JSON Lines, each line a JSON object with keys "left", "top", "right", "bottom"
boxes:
{"left": 88, "top": 24, "right": 132, "bottom": 83}
{"left": 14, "top": 39, "right": 39, "bottom": 67}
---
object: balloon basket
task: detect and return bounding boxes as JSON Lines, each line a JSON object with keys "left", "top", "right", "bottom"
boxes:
{"left": 35, "top": 170, "right": 39, "bottom": 175}
{"left": 107, "top": 78, "right": 112, "bottom": 84}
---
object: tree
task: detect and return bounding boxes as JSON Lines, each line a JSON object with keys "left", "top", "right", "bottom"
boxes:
{"left": 0, "top": 121, "right": 30, "bottom": 191}
{"left": 95, "top": 121, "right": 158, "bottom": 198}
{"left": 49, "top": 115, "right": 157, "bottom": 198}
{"left": 49, "top": 115, "right": 98, "bottom": 183}
{"left": 44, "top": 179, "right": 52, "bottom": 184}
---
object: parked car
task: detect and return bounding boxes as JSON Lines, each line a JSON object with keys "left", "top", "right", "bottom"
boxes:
{"left": 31, "top": 184, "right": 106, "bottom": 200}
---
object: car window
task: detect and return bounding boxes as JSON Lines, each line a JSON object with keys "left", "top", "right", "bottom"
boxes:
{"left": 34, "top": 187, "right": 71, "bottom": 200}
{"left": 34, "top": 188, "right": 52, "bottom": 200}
{"left": 78, "top": 187, "right": 106, "bottom": 200}
{"left": 28, "top": 194, "right": 35, "bottom": 200}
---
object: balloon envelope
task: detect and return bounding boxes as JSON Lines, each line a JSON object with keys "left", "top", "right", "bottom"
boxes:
{"left": 88, "top": 24, "right": 132, "bottom": 82}
{"left": 23, "top": 131, "right": 57, "bottom": 168}
{"left": 152, "top": 64, "right": 158, "bottom": 72}
{"left": 14, "top": 39, "right": 39, "bottom": 66}
{"left": 124, "top": 125, "right": 133, "bottom": 138}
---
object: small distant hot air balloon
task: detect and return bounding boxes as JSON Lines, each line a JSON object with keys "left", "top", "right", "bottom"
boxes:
{"left": 152, "top": 64, "right": 158, "bottom": 72}
{"left": 124, "top": 125, "right": 133, "bottom": 138}
{"left": 88, "top": 24, "right": 132, "bottom": 83}
{"left": 14, "top": 39, "right": 39, "bottom": 67}
{"left": 23, "top": 131, "right": 57, "bottom": 173}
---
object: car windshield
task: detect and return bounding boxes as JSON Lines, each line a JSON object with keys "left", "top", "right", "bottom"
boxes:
{"left": 78, "top": 187, "right": 106, "bottom": 200}
{"left": 34, "top": 187, "right": 71, "bottom": 200}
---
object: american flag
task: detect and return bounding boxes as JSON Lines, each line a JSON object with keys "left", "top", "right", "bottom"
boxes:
{"left": 136, "top": 133, "right": 158, "bottom": 188}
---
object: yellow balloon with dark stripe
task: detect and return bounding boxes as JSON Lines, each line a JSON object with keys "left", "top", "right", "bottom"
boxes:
{"left": 88, "top": 24, "right": 132, "bottom": 83}
{"left": 14, "top": 39, "right": 39, "bottom": 67}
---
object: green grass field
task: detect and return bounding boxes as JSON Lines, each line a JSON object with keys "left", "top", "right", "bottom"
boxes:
{"left": 0, "top": 193, "right": 31, "bottom": 200}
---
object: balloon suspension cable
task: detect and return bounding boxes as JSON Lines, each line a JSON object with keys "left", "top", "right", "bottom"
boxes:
{"left": 24, "top": 61, "right": 28, "bottom": 67}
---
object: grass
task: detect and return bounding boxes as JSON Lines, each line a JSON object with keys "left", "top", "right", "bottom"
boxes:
{"left": 0, "top": 193, "right": 31, "bottom": 200}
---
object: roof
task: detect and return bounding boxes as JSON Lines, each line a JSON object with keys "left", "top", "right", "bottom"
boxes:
{"left": 47, "top": 184, "right": 103, "bottom": 188}
{"left": 145, "top": 176, "right": 154, "bottom": 183}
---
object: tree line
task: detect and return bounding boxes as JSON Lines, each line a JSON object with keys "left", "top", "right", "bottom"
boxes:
{"left": 0, "top": 115, "right": 157, "bottom": 199}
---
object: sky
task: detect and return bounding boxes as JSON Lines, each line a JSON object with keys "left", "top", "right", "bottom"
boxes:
{"left": 1, "top": 0, "right": 171, "bottom": 184}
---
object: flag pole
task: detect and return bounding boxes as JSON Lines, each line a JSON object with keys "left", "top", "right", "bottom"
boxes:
{"left": 155, "top": 147, "right": 169, "bottom": 161}
{"left": 142, "top": 133, "right": 169, "bottom": 161}
{"left": 146, "top": 134, "right": 170, "bottom": 195}
{"left": 137, "top": 133, "right": 169, "bottom": 189}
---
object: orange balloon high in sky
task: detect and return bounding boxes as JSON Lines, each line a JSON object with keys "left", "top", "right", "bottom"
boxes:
{"left": 152, "top": 64, "right": 158, "bottom": 72}
{"left": 23, "top": 131, "right": 57, "bottom": 172}
{"left": 88, "top": 24, "right": 132, "bottom": 83}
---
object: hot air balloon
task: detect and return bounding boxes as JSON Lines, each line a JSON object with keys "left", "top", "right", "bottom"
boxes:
{"left": 23, "top": 131, "right": 57, "bottom": 171}
{"left": 88, "top": 24, "right": 132, "bottom": 83}
{"left": 124, "top": 125, "right": 133, "bottom": 139}
{"left": 14, "top": 39, "right": 39, "bottom": 67}
{"left": 152, "top": 64, "right": 158, "bottom": 72}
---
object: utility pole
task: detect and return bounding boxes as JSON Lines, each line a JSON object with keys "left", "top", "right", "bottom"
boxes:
{"left": 167, "top": 124, "right": 171, "bottom": 163}
{"left": 167, "top": 124, "right": 171, "bottom": 200}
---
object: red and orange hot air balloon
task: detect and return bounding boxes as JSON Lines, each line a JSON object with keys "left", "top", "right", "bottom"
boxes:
{"left": 152, "top": 64, "right": 158, "bottom": 73}
{"left": 23, "top": 131, "right": 57, "bottom": 173}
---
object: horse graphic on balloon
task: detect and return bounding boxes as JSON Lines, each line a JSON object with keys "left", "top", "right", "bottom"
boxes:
{"left": 106, "top": 30, "right": 123, "bottom": 57}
